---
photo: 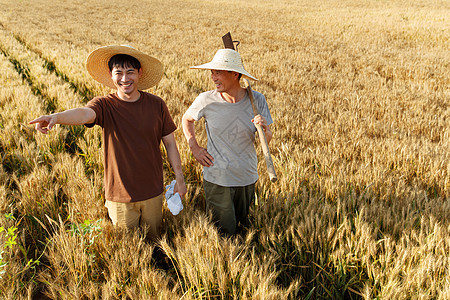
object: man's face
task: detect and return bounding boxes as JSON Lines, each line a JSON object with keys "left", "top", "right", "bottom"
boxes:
{"left": 110, "top": 65, "right": 142, "bottom": 96}
{"left": 210, "top": 70, "right": 239, "bottom": 92}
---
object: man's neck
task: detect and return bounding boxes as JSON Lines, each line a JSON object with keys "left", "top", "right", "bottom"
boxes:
{"left": 117, "top": 90, "right": 141, "bottom": 102}
{"left": 220, "top": 87, "right": 246, "bottom": 104}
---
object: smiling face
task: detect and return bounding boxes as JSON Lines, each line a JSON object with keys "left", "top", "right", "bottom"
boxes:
{"left": 108, "top": 54, "right": 142, "bottom": 101}
{"left": 110, "top": 65, "right": 142, "bottom": 100}
{"left": 210, "top": 70, "right": 240, "bottom": 93}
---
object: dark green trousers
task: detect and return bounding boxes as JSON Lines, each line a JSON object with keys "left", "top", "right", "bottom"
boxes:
{"left": 203, "top": 180, "right": 255, "bottom": 235}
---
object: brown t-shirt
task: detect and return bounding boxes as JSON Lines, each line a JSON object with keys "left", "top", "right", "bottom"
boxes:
{"left": 86, "top": 91, "right": 177, "bottom": 203}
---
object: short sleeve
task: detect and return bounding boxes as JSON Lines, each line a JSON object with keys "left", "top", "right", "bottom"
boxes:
{"left": 85, "top": 97, "right": 104, "bottom": 128}
{"left": 255, "top": 92, "right": 273, "bottom": 125}
{"left": 185, "top": 94, "right": 206, "bottom": 121}
{"left": 161, "top": 100, "right": 177, "bottom": 137}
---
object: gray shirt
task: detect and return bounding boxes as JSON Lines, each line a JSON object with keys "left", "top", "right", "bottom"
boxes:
{"left": 186, "top": 89, "right": 273, "bottom": 186}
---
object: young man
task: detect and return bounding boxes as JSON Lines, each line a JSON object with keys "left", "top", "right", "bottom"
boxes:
{"left": 182, "top": 49, "right": 273, "bottom": 235}
{"left": 30, "top": 45, "right": 187, "bottom": 240}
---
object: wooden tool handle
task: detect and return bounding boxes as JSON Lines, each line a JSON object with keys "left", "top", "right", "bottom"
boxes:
{"left": 245, "top": 80, "right": 278, "bottom": 182}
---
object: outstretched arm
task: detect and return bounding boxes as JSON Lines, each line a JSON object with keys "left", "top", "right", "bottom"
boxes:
{"left": 29, "top": 107, "right": 96, "bottom": 134}
{"left": 162, "top": 132, "right": 187, "bottom": 198}
{"left": 181, "top": 112, "right": 214, "bottom": 167}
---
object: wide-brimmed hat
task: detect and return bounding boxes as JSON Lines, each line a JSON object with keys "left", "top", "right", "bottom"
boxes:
{"left": 86, "top": 45, "right": 164, "bottom": 90}
{"left": 190, "top": 49, "right": 257, "bottom": 81}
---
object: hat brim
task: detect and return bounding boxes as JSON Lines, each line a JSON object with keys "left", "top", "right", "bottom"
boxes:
{"left": 190, "top": 63, "right": 258, "bottom": 81}
{"left": 86, "top": 45, "right": 164, "bottom": 90}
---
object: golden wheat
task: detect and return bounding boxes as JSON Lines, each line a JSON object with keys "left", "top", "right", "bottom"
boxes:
{"left": 0, "top": 0, "right": 448, "bottom": 298}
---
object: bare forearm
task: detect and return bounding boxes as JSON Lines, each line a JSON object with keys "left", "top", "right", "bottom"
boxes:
{"left": 182, "top": 114, "right": 200, "bottom": 150}
{"left": 162, "top": 133, "right": 187, "bottom": 197}
{"left": 162, "top": 134, "right": 184, "bottom": 180}
{"left": 52, "top": 108, "right": 96, "bottom": 125}
{"left": 30, "top": 107, "right": 96, "bottom": 134}
{"left": 181, "top": 112, "right": 214, "bottom": 167}
{"left": 168, "top": 150, "right": 184, "bottom": 180}
{"left": 264, "top": 127, "right": 273, "bottom": 144}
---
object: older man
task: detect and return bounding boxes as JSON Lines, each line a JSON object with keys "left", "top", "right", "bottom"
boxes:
{"left": 182, "top": 49, "right": 273, "bottom": 234}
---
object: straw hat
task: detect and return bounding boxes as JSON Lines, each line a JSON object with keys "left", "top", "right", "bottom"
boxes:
{"left": 190, "top": 49, "right": 257, "bottom": 81}
{"left": 86, "top": 45, "right": 164, "bottom": 90}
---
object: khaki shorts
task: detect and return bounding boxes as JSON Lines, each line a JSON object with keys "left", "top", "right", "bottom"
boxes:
{"left": 105, "top": 193, "right": 164, "bottom": 239}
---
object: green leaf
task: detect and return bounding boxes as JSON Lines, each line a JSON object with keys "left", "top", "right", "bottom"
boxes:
{"left": 4, "top": 213, "right": 15, "bottom": 220}
{"left": 7, "top": 227, "right": 17, "bottom": 237}
{"left": 5, "top": 235, "right": 17, "bottom": 249}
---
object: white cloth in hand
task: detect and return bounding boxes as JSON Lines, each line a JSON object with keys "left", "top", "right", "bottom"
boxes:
{"left": 165, "top": 180, "right": 183, "bottom": 215}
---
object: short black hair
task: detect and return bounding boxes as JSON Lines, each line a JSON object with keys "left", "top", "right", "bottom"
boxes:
{"left": 228, "top": 71, "right": 242, "bottom": 80}
{"left": 108, "top": 54, "right": 141, "bottom": 71}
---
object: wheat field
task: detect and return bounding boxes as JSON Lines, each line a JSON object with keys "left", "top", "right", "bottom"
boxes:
{"left": 0, "top": 0, "right": 448, "bottom": 299}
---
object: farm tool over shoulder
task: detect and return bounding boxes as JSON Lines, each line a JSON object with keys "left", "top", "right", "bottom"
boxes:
{"left": 222, "top": 32, "right": 278, "bottom": 183}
